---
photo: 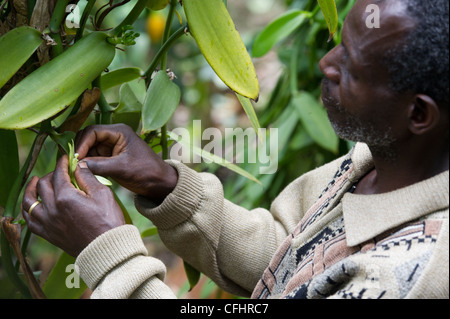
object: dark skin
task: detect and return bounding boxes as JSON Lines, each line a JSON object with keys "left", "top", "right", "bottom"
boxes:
{"left": 23, "top": 0, "right": 449, "bottom": 257}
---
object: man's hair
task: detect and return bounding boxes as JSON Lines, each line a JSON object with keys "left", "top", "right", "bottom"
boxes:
{"left": 384, "top": 0, "right": 449, "bottom": 108}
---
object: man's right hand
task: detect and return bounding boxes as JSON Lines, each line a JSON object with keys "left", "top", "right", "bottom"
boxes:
{"left": 75, "top": 124, "right": 178, "bottom": 203}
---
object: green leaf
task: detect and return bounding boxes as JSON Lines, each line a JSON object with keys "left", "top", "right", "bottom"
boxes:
{"left": 141, "top": 227, "right": 158, "bottom": 238}
{"left": 113, "top": 83, "right": 143, "bottom": 131}
{"left": 183, "top": 261, "right": 201, "bottom": 291}
{"left": 146, "top": 134, "right": 174, "bottom": 154}
{"left": 112, "top": 190, "right": 133, "bottom": 225}
{"left": 0, "top": 32, "right": 115, "bottom": 130}
{"left": 236, "top": 93, "right": 261, "bottom": 140}
{"left": 115, "top": 83, "right": 144, "bottom": 114}
{"left": 252, "top": 10, "right": 308, "bottom": 58}
{"left": 0, "top": 26, "right": 43, "bottom": 90}
{"left": 42, "top": 252, "right": 87, "bottom": 299}
{"left": 141, "top": 71, "right": 180, "bottom": 134}
{"left": 183, "top": 0, "right": 259, "bottom": 100}
{"left": 167, "top": 130, "right": 261, "bottom": 185}
{"left": 317, "top": 0, "right": 339, "bottom": 41}
{"left": 100, "top": 67, "right": 142, "bottom": 91}
{"left": 0, "top": 130, "right": 19, "bottom": 208}
{"left": 94, "top": 175, "right": 112, "bottom": 186}
{"left": 50, "top": 131, "right": 76, "bottom": 155}
{"left": 292, "top": 91, "right": 339, "bottom": 153}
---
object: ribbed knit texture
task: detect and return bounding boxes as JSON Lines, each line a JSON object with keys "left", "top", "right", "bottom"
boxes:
{"left": 76, "top": 225, "right": 147, "bottom": 289}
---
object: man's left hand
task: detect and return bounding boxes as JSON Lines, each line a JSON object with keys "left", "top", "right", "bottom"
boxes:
{"left": 22, "top": 156, "right": 126, "bottom": 257}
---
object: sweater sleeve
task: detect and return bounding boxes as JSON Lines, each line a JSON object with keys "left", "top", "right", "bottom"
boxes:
{"left": 134, "top": 159, "right": 341, "bottom": 297}
{"left": 75, "top": 225, "right": 176, "bottom": 299}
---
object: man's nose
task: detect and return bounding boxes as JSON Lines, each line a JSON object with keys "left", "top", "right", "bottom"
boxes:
{"left": 319, "top": 46, "right": 341, "bottom": 84}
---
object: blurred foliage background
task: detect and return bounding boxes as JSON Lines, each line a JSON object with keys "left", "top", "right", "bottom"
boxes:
{"left": 0, "top": 0, "right": 355, "bottom": 298}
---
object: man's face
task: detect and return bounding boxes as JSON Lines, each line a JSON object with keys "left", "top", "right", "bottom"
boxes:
{"left": 319, "top": 0, "right": 416, "bottom": 154}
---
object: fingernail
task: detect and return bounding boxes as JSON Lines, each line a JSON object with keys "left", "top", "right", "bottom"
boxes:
{"left": 78, "top": 161, "right": 88, "bottom": 169}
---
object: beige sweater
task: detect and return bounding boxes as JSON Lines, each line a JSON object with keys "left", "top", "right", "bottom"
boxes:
{"left": 75, "top": 143, "right": 449, "bottom": 299}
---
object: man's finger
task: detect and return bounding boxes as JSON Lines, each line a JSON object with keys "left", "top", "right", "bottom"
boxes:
{"left": 74, "top": 162, "right": 106, "bottom": 195}
{"left": 22, "top": 176, "right": 40, "bottom": 218}
{"left": 52, "top": 155, "right": 76, "bottom": 196}
{"left": 79, "top": 156, "right": 119, "bottom": 177}
{"left": 75, "top": 125, "right": 121, "bottom": 159}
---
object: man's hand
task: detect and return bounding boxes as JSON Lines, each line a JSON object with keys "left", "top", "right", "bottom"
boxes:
{"left": 22, "top": 156, "right": 125, "bottom": 257}
{"left": 75, "top": 124, "right": 178, "bottom": 203}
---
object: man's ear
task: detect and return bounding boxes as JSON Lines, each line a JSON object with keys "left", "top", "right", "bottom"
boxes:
{"left": 407, "top": 94, "right": 441, "bottom": 135}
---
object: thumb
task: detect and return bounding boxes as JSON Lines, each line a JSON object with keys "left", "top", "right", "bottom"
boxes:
{"left": 74, "top": 162, "right": 105, "bottom": 195}
{"left": 80, "top": 156, "right": 119, "bottom": 177}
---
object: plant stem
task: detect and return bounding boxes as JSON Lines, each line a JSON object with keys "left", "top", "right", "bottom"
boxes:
{"left": 49, "top": 0, "right": 69, "bottom": 33}
{"left": 98, "top": 93, "right": 113, "bottom": 124}
{"left": 0, "top": 232, "right": 31, "bottom": 298}
{"left": 75, "top": 0, "right": 97, "bottom": 42}
{"left": 48, "top": 0, "right": 69, "bottom": 57}
{"left": 93, "top": 76, "right": 113, "bottom": 124}
{"left": 144, "top": 26, "right": 187, "bottom": 86}
{"left": 161, "top": 125, "right": 168, "bottom": 160}
{"left": 160, "top": 0, "right": 179, "bottom": 71}
{"left": 143, "top": 25, "right": 187, "bottom": 84}
{"left": 96, "top": 0, "right": 131, "bottom": 29}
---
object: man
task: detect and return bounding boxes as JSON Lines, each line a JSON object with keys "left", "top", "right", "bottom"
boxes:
{"left": 22, "top": 0, "right": 448, "bottom": 298}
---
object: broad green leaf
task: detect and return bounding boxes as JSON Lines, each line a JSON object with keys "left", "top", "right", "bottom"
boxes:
{"left": 114, "top": 83, "right": 143, "bottom": 114}
{"left": 236, "top": 93, "right": 261, "bottom": 141}
{"left": 146, "top": 0, "right": 170, "bottom": 11}
{"left": 292, "top": 91, "right": 339, "bottom": 153}
{"left": 0, "top": 32, "right": 115, "bottom": 130}
{"left": 113, "top": 83, "right": 143, "bottom": 131}
{"left": 0, "top": 130, "right": 19, "bottom": 208}
{"left": 183, "top": 0, "right": 259, "bottom": 100}
{"left": 168, "top": 130, "right": 261, "bottom": 185}
{"left": 318, "top": 0, "right": 339, "bottom": 41}
{"left": 252, "top": 10, "right": 308, "bottom": 58}
{"left": 42, "top": 252, "right": 87, "bottom": 299}
{"left": 0, "top": 26, "right": 43, "bottom": 90}
{"left": 100, "top": 67, "right": 142, "bottom": 91}
{"left": 273, "top": 103, "right": 300, "bottom": 154}
{"left": 141, "top": 71, "right": 180, "bottom": 134}
{"left": 183, "top": 261, "right": 201, "bottom": 291}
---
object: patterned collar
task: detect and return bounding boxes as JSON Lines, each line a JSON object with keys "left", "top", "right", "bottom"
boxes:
{"left": 343, "top": 144, "right": 449, "bottom": 246}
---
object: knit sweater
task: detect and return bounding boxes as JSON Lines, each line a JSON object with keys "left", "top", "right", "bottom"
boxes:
{"left": 75, "top": 143, "right": 449, "bottom": 299}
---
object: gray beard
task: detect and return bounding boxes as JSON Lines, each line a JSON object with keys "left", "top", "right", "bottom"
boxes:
{"left": 327, "top": 106, "right": 398, "bottom": 161}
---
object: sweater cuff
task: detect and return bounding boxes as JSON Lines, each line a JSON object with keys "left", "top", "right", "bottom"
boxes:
{"left": 134, "top": 160, "right": 204, "bottom": 230}
{"left": 75, "top": 225, "right": 148, "bottom": 290}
